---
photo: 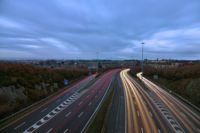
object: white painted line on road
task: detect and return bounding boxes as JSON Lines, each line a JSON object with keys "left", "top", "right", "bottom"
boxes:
{"left": 65, "top": 112, "right": 72, "bottom": 117}
{"left": 64, "top": 128, "right": 69, "bottom": 133}
{"left": 78, "top": 112, "right": 84, "bottom": 118}
{"left": 32, "top": 123, "right": 40, "bottom": 129}
{"left": 57, "top": 107, "right": 61, "bottom": 110}
{"left": 158, "top": 129, "right": 161, "bottom": 133}
{"left": 14, "top": 122, "right": 26, "bottom": 130}
{"left": 47, "top": 114, "right": 52, "bottom": 118}
{"left": 41, "top": 108, "right": 47, "bottom": 113}
{"left": 141, "top": 128, "right": 144, "bottom": 133}
{"left": 46, "top": 128, "right": 53, "bottom": 133}
{"left": 40, "top": 118, "right": 46, "bottom": 123}
{"left": 79, "top": 101, "right": 83, "bottom": 106}
{"left": 23, "top": 91, "right": 87, "bottom": 133}
{"left": 67, "top": 99, "right": 71, "bottom": 102}
{"left": 52, "top": 110, "right": 57, "bottom": 114}
{"left": 81, "top": 75, "right": 114, "bottom": 133}
{"left": 88, "top": 102, "right": 92, "bottom": 106}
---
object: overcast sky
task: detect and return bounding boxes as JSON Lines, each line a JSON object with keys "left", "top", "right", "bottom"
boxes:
{"left": 0, "top": 0, "right": 200, "bottom": 60}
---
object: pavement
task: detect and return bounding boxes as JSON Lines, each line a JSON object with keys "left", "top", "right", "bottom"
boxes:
{"left": 0, "top": 69, "right": 119, "bottom": 133}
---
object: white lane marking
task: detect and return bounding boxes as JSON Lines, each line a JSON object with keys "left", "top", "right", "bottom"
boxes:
{"left": 40, "top": 118, "right": 46, "bottom": 123}
{"left": 14, "top": 122, "right": 26, "bottom": 130}
{"left": 67, "top": 99, "right": 71, "bottom": 102}
{"left": 65, "top": 112, "right": 72, "bottom": 117}
{"left": 23, "top": 92, "right": 85, "bottom": 133}
{"left": 32, "top": 123, "right": 40, "bottom": 128}
{"left": 88, "top": 102, "right": 92, "bottom": 106}
{"left": 158, "top": 129, "right": 161, "bottom": 133}
{"left": 64, "top": 128, "right": 69, "bottom": 133}
{"left": 137, "top": 111, "right": 140, "bottom": 117}
{"left": 141, "top": 128, "right": 144, "bottom": 133}
{"left": 81, "top": 75, "right": 114, "bottom": 133}
{"left": 78, "top": 112, "right": 84, "bottom": 118}
{"left": 46, "top": 128, "right": 53, "bottom": 133}
{"left": 57, "top": 107, "right": 61, "bottom": 110}
{"left": 47, "top": 114, "right": 52, "bottom": 118}
{"left": 78, "top": 101, "right": 83, "bottom": 106}
{"left": 41, "top": 108, "right": 47, "bottom": 113}
{"left": 52, "top": 110, "right": 57, "bottom": 114}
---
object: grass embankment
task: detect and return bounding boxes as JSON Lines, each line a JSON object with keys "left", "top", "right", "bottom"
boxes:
{"left": 130, "top": 62, "right": 200, "bottom": 108}
{"left": 86, "top": 80, "right": 115, "bottom": 133}
{"left": 0, "top": 62, "right": 88, "bottom": 120}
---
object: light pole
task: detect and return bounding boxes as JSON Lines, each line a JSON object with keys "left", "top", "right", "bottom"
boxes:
{"left": 141, "top": 42, "right": 144, "bottom": 75}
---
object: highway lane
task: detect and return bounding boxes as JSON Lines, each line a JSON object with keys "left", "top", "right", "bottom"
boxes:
{"left": 103, "top": 73, "right": 125, "bottom": 133}
{"left": 120, "top": 69, "right": 175, "bottom": 133}
{"left": 121, "top": 69, "right": 158, "bottom": 133}
{"left": 137, "top": 72, "right": 200, "bottom": 133}
{"left": 0, "top": 75, "right": 95, "bottom": 133}
{"left": 34, "top": 69, "right": 118, "bottom": 133}
{"left": 0, "top": 69, "right": 118, "bottom": 133}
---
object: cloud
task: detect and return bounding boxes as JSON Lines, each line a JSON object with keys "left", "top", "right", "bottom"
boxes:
{"left": 0, "top": 0, "right": 200, "bottom": 59}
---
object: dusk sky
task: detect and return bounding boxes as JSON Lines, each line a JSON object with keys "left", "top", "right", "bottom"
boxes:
{"left": 0, "top": 0, "right": 200, "bottom": 60}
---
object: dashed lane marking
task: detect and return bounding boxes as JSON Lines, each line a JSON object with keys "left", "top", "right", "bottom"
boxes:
{"left": 78, "top": 112, "right": 84, "bottom": 118}
{"left": 23, "top": 91, "right": 84, "bottom": 133}
{"left": 65, "top": 112, "right": 72, "bottom": 117}
{"left": 14, "top": 122, "right": 26, "bottom": 130}
{"left": 64, "top": 128, "right": 69, "bottom": 133}
{"left": 46, "top": 128, "right": 53, "bottom": 133}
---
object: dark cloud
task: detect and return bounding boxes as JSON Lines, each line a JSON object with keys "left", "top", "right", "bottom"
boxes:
{"left": 0, "top": 0, "right": 200, "bottom": 59}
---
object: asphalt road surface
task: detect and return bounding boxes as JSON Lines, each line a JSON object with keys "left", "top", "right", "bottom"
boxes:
{"left": 121, "top": 69, "right": 181, "bottom": 133}
{"left": 137, "top": 72, "right": 200, "bottom": 133}
{"left": 0, "top": 69, "right": 118, "bottom": 133}
{"left": 103, "top": 73, "right": 125, "bottom": 133}
{"left": 120, "top": 69, "right": 200, "bottom": 133}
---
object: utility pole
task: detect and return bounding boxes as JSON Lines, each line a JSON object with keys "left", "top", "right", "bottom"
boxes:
{"left": 141, "top": 42, "right": 144, "bottom": 75}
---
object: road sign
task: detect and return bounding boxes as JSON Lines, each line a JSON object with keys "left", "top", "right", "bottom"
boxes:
{"left": 64, "top": 79, "right": 69, "bottom": 85}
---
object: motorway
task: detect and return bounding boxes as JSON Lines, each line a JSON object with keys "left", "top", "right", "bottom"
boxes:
{"left": 121, "top": 69, "right": 181, "bottom": 133}
{"left": 137, "top": 72, "right": 200, "bottom": 133}
{"left": 121, "top": 69, "right": 200, "bottom": 133}
{"left": 0, "top": 70, "right": 118, "bottom": 133}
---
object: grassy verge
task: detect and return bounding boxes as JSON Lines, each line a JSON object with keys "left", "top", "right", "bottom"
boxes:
{"left": 86, "top": 83, "right": 115, "bottom": 133}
